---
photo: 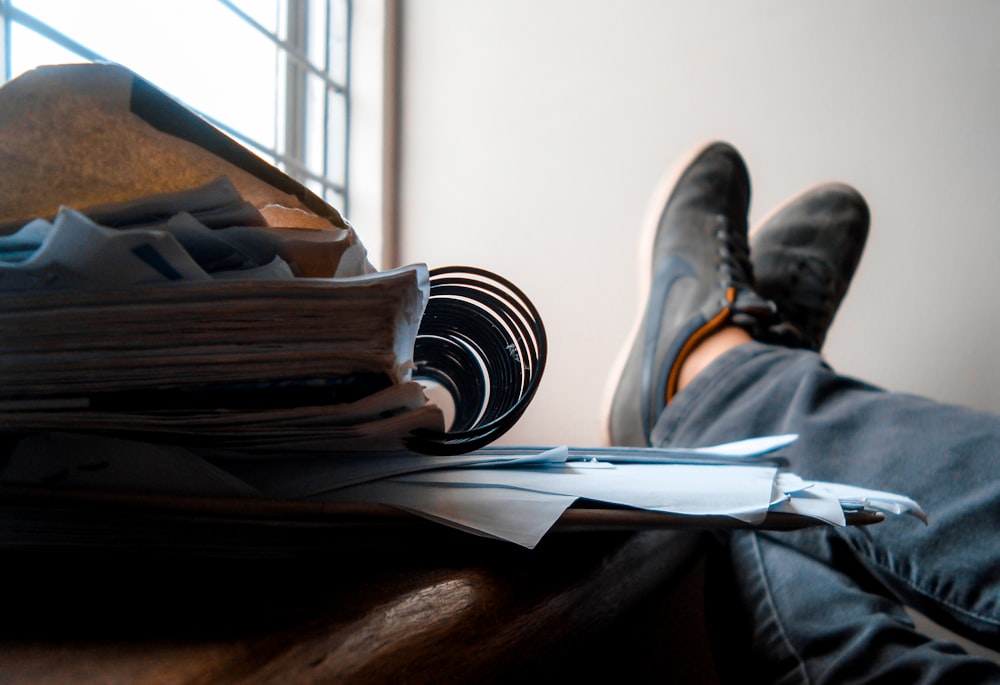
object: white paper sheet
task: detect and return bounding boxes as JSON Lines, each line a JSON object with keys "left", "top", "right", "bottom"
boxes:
{"left": 318, "top": 480, "right": 578, "bottom": 548}
{"left": 392, "top": 463, "right": 780, "bottom": 521}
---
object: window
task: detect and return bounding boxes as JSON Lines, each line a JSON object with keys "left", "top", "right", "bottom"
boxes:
{"left": 0, "top": 0, "right": 354, "bottom": 230}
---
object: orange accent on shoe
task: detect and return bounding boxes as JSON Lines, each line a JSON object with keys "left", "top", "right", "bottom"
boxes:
{"left": 664, "top": 287, "right": 736, "bottom": 403}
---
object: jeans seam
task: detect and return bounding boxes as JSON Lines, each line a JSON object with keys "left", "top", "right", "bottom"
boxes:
{"left": 749, "top": 532, "right": 814, "bottom": 685}
{"left": 865, "top": 549, "right": 1000, "bottom": 631}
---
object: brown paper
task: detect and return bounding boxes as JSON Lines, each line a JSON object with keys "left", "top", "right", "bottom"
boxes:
{"left": 0, "top": 63, "right": 347, "bottom": 233}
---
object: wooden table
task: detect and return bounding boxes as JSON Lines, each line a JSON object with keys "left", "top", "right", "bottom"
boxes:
{"left": 0, "top": 488, "right": 882, "bottom": 683}
{"left": 0, "top": 529, "right": 719, "bottom": 683}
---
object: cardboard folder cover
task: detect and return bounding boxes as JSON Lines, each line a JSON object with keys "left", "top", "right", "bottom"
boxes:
{"left": 0, "top": 63, "right": 385, "bottom": 279}
{"left": 0, "top": 62, "right": 345, "bottom": 233}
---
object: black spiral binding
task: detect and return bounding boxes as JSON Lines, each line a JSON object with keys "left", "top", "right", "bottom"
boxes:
{"left": 406, "top": 266, "right": 547, "bottom": 455}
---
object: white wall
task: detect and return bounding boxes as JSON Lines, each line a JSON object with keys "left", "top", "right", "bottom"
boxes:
{"left": 396, "top": 0, "right": 1000, "bottom": 447}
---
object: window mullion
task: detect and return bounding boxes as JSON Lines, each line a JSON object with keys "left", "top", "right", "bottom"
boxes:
{"left": 284, "top": 0, "right": 308, "bottom": 171}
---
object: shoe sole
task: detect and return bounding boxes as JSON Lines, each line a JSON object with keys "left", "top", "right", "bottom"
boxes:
{"left": 599, "top": 140, "right": 727, "bottom": 446}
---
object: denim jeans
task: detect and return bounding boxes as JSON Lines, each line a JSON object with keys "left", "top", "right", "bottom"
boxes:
{"left": 650, "top": 342, "right": 1000, "bottom": 683}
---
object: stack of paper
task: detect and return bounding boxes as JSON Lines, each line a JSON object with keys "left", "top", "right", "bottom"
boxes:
{"left": 0, "top": 178, "right": 446, "bottom": 453}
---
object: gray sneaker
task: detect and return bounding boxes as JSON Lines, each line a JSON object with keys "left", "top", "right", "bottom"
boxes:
{"left": 751, "top": 182, "right": 870, "bottom": 351}
{"left": 603, "top": 141, "right": 777, "bottom": 447}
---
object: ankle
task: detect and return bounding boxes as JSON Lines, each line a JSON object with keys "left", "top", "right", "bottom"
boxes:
{"left": 674, "top": 326, "right": 752, "bottom": 397}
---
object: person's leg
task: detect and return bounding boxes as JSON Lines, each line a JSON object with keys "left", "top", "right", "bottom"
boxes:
{"left": 606, "top": 140, "right": 1000, "bottom": 678}
{"left": 705, "top": 528, "right": 1000, "bottom": 685}
{"left": 657, "top": 340, "right": 1000, "bottom": 653}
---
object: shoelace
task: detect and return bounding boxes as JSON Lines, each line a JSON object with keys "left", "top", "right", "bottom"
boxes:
{"left": 713, "top": 221, "right": 781, "bottom": 332}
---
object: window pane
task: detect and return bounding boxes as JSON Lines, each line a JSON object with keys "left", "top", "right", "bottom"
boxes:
{"left": 8, "top": 23, "right": 82, "bottom": 73}
{"left": 324, "top": 188, "right": 346, "bottom": 216}
{"left": 303, "top": 71, "right": 329, "bottom": 181}
{"left": 325, "top": 89, "right": 348, "bottom": 186}
{"left": 329, "top": 0, "right": 350, "bottom": 85}
{"left": 225, "top": 0, "right": 281, "bottom": 29}
{"left": 9, "top": 1, "right": 280, "bottom": 151}
{"left": 306, "top": 0, "right": 329, "bottom": 70}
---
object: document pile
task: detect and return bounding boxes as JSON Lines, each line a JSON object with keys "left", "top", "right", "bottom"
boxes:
{"left": 0, "top": 63, "right": 923, "bottom": 552}
{"left": 0, "top": 179, "right": 445, "bottom": 452}
{"left": 0, "top": 63, "right": 543, "bottom": 458}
